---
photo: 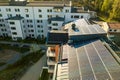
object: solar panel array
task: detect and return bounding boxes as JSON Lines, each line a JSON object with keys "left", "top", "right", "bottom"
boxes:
{"left": 68, "top": 19, "right": 106, "bottom": 36}
{"left": 66, "top": 40, "right": 120, "bottom": 80}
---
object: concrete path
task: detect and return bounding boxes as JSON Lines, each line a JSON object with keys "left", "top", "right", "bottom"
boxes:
{"left": 20, "top": 55, "right": 46, "bottom": 80}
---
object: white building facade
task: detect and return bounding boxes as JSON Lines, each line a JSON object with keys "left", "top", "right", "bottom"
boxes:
{"left": 0, "top": 0, "right": 95, "bottom": 40}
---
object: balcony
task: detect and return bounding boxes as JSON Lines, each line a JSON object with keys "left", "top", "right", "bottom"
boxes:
{"left": 47, "top": 59, "right": 56, "bottom": 65}
{"left": 47, "top": 47, "right": 56, "bottom": 57}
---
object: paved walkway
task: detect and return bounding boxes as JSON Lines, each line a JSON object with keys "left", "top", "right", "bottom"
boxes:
{"left": 20, "top": 55, "right": 46, "bottom": 80}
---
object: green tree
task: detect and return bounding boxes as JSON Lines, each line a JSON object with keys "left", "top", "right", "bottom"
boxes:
{"left": 109, "top": 0, "right": 120, "bottom": 21}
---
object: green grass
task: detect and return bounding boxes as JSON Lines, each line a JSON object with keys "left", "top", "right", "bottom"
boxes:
{"left": 0, "top": 44, "right": 30, "bottom": 53}
{"left": 0, "top": 62, "right": 6, "bottom": 66}
{"left": 39, "top": 69, "right": 49, "bottom": 80}
{"left": 0, "top": 50, "right": 44, "bottom": 80}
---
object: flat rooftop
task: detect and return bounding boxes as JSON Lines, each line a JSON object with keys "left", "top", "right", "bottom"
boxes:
{"left": 108, "top": 23, "right": 120, "bottom": 29}
{"left": 65, "top": 19, "right": 106, "bottom": 36}
{"left": 57, "top": 40, "right": 120, "bottom": 80}
{"left": 0, "top": 1, "right": 70, "bottom": 7}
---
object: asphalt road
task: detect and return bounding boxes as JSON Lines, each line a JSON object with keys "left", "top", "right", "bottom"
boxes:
{"left": 20, "top": 55, "right": 46, "bottom": 80}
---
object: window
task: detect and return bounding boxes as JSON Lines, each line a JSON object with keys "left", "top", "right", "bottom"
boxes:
{"left": 25, "top": 9, "right": 28, "bottom": 12}
{"left": 31, "top": 30, "right": 34, "bottom": 32}
{"left": 71, "top": 15, "right": 73, "bottom": 18}
{"left": 81, "top": 16, "right": 83, "bottom": 18}
{"left": 11, "top": 27, "right": 16, "bottom": 30}
{"left": 0, "top": 14, "right": 2, "bottom": 17}
{"left": 10, "top": 22, "right": 15, "bottom": 25}
{"left": 30, "top": 25, "right": 33, "bottom": 28}
{"left": 6, "top": 8, "right": 11, "bottom": 12}
{"left": 114, "top": 29, "right": 117, "bottom": 32}
{"left": 40, "top": 20, "right": 42, "bottom": 23}
{"left": 65, "top": 9, "right": 69, "bottom": 13}
{"left": 15, "top": 8, "right": 20, "bottom": 12}
{"left": 47, "top": 9, "right": 52, "bottom": 12}
{"left": 48, "top": 15, "right": 52, "bottom": 18}
{"left": 109, "top": 29, "right": 112, "bottom": 31}
{"left": 38, "top": 9, "right": 42, "bottom": 12}
{"left": 39, "top": 15, "right": 42, "bottom": 18}
{"left": 52, "top": 23, "right": 58, "bottom": 26}
{"left": 41, "top": 30, "right": 43, "bottom": 33}
{"left": 37, "top": 20, "right": 40, "bottom": 23}
{"left": 32, "top": 34, "right": 34, "bottom": 37}
{"left": 12, "top": 32, "right": 17, "bottom": 35}
{"left": 26, "top": 14, "right": 29, "bottom": 17}
{"left": 7, "top": 14, "right": 12, "bottom": 18}
{"left": 38, "top": 30, "right": 40, "bottom": 33}
{"left": 37, "top": 20, "right": 42, "bottom": 23}
{"left": 30, "top": 20, "right": 32, "bottom": 23}
{"left": 74, "top": 15, "right": 79, "bottom": 18}
{"left": 37, "top": 25, "right": 40, "bottom": 28}
{"left": 16, "top": 14, "right": 21, "bottom": 17}
{"left": 49, "top": 27, "right": 52, "bottom": 30}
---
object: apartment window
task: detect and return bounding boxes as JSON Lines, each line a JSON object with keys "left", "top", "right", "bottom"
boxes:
{"left": 49, "top": 27, "right": 52, "bottom": 30}
{"left": 40, "top": 20, "right": 42, "bottom": 23}
{"left": 41, "top": 30, "right": 43, "bottom": 33}
{"left": 15, "top": 8, "right": 20, "bottom": 12}
{"left": 12, "top": 32, "right": 17, "bottom": 35}
{"left": 26, "top": 14, "right": 29, "bottom": 17}
{"left": 48, "top": 15, "right": 52, "bottom": 18}
{"left": 25, "top": 9, "right": 29, "bottom": 12}
{"left": 7, "top": 14, "right": 12, "bottom": 18}
{"left": 16, "top": 14, "right": 21, "bottom": 17}
{"left": 38, "top": 30, "right": 40, "bottom": 33}
{"left": 10, "top": 22, "right": 15, "bottom": 25}
{"left": 32, "top": 34, "right": 34, "bottom": 37}
{"left": 65, "top": 9, "right": 69, "bottom": 13}
{"left": 6, "top": 8, "right": 11, "bottom": 12}
{"left": 28, "top": 25, "right": 30, "bottom": 27}
{"left": 74, "top": 15, "right": 79, "bottom": 18}
{"left": 0, "top": 9, "right": 1, "bottom": 12}
{"left": 81, "top": 15, "right": 83, "bottom": 18}
{"left": 41, "top": 25, "right": 43, "bottom": 28}
{"left": 31, "top": 30, "right": 34, "bottom": 32}
{"left": 30, "top": 20, "right": 32, "bottom": 23}
{"left": 71, "top": 15, "right": 73, "bottom": 18}
{"left": 114, "top": 29, "right": 117, "bottom": 32}
{"left": 37, "top": 20, "right": 40, "bottom": 23}
{"left": 38, "top": 9, "right": 42, "bottom": 12}
{"left": 30, "top": 25, "right": 33, "bottom": 28}
{"left": 0, "top": 14, "right": 2, "bottom": 17}
{"left": 11, "top": 27, "right": 16, "bottom": 30}
{"left": 37, "top": 25, "right": 40, "bottom": 28}
{"left": 39, "top": 15, "right": 42, "bottom": 18}
{"left": 52, "top": 23, "right": 58, "bottom": 26}
{"left": 47, "top": 9, "right": 52, "bottom": 12}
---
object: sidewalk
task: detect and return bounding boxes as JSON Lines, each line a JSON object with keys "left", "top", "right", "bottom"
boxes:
{"left": 20, "top": 55, "right": 46, "bottom": 80}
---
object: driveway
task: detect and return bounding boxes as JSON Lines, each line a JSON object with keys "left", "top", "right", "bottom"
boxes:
{"left": 20, "top": 55, "right": 46, "bottom": 80}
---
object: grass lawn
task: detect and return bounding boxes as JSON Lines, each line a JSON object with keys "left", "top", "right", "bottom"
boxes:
{"left": 0, "top": 50, "right": 44, "bottom": 80}
{"left": 0, "top": 44, "right": 30, "bottom": 53}
{"left": 39, "top": 68, "right": 49, "bottom": 80}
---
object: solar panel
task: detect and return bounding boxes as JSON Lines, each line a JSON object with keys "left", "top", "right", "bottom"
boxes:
{"left": 59, "top": 40, "right": 120, "bottom": 80}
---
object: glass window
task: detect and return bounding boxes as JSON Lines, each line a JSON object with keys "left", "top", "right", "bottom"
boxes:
{"left": 26, "top": 14, "right": 29, "bottom": 17}
{"left": 39, "top": 15, "right": 42, "bottom": 18}
{"left": 10, "top": 22, "right": 15, "bottom": 25}
{"left": 12, "top": 32, "right": 17, "bottom": 35}
{"left": 0, "top": 14, "right": 2, "bottom": 17}
{"left": 38, "top": 9, "right": 42, "bottom": 12}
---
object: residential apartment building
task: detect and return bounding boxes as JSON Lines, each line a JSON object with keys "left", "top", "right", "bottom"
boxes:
{"left": 0, "top": 0, "right": 96, "bottom": 40}
{"left": 46, "top": 19, "right": 120, "bottom": 80}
